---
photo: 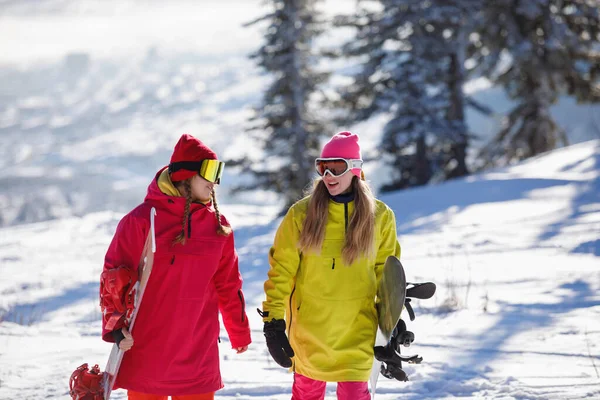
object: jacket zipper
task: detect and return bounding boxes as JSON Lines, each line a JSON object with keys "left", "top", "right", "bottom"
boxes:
{"left": 344, "top": 203, "right": 349, "bottom": 232}
{"left": 332, "top": 258, "right": 335, "bottom": 269}
{"left": 289, "top": 285, "right": 296, "bottom": 372}
{"left": 238, "top": 289, "right": 246, "bottom": 322}
{"left": 186, "top": 204, "right": 207, "bottom": 239}
{"left": 339, "top": 203, "right": 348, "bottom": 271}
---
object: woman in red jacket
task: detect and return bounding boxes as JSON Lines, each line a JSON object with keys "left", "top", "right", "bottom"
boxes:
{"left": 100, "top": 134, "right": 252, "bottom": 400}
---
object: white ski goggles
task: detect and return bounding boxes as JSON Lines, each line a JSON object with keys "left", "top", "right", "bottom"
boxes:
{"left": 315, "top": 158, "right": 363, "bottom": 177}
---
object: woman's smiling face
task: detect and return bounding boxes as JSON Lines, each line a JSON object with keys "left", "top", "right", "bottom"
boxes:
{"left": 322, "top": 170, "right": 354, "bottom": 196}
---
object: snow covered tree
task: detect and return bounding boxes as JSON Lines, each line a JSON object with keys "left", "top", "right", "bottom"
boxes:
{"left": 333, "top": 0, "right": 477, "bottom": 191}
{"left": 235, "top": 0, "right": 329, "bottom": 210}
{"left": 473, "top": 0, "right": 600, "bottom": 166}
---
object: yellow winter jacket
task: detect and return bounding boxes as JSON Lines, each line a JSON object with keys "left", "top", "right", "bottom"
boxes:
{"left": 262, "top": 196, "right": 401, "bottom": 382}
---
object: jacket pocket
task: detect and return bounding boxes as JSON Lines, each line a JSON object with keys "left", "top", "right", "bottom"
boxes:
{"left": 178, "top": 255, "right": 218, "bottom": 300}
{"left": 176, "top": 238, "right": 223, "bottom": 300}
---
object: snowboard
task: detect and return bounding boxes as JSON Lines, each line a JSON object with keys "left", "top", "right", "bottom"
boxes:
{"left": 369, "top": 255, "right": 406, "bottom": 399}
{"left": 101, "top": 207, "right": 157, "bottom": 400}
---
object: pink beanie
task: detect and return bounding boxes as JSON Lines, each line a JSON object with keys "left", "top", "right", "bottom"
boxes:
{"left": 320, "top": 131, "right": 362, "bottom": 178}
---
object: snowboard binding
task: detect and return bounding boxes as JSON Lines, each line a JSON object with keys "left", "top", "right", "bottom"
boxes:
{"left": 375, "top": 281, "right": 436, "bottom": 382}
{"left": 69, "top": 363, "right": 105, "bottom": 400}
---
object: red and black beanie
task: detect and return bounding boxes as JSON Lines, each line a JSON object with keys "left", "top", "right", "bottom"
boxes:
{"left": 169, "top": 134, "right": 218, "bottom": 182}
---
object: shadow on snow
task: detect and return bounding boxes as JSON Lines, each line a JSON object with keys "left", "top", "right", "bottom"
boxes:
{"left": 393, "top": 279, "right": 600, "bottom": 399}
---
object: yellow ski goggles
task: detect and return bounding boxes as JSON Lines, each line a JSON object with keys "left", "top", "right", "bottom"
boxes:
{"left": 168, "top": 159, "right": 225, "bottom": 184}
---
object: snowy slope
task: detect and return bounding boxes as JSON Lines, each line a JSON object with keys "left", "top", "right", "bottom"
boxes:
{"left": 1, "top": 1, "right": 600, "bottom": 399}
{"left": 1, "top": 140, "right": 599, "bottom": 400}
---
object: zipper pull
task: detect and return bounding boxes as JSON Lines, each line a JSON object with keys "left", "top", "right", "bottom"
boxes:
{"left": 187, "top": 213, "right": 192, "bottom": 238}
{"left": 332, "top": 258, "right": 335, "bottom": 270}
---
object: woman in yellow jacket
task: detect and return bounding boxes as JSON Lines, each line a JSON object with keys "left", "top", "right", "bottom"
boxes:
{"left": 260, "top": 131, "right": 401, "bottom": 400}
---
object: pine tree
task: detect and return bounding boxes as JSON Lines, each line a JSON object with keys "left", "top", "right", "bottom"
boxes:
{"left": 235, "top": 0, "right": 329, "bottom": 210}
{"left": 333, "top": 0, "right": 475, "bottom": 191}
{"left": 473, "top": 0, "right": 600, "bottom": 166}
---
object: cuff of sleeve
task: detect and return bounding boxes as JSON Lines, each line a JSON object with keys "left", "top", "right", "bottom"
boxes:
{"left": 261, "top": 308, "right": 284, "bottom": 322}
{"left": 102, "top": 318, "right": 126, "bottom": 342}
{"left": 102, "top": 331, "right": 115, "bottom": 343}
{"left": 230, "top": 331, "right": 252, "bottom": 349}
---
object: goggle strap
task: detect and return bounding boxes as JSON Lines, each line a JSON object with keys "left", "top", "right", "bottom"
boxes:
{"left": 316, "top": 158, "right": 363, "bottom": 165}
{"left": 168, "top": 161, "right": 203, "bottom": 173}
{"left": 349, "top": 159, "right": 363, "bottom": 169}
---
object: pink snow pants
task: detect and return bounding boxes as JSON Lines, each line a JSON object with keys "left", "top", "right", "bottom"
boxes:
{"left": 291, "top": 373, "right": 371, "bottom": 400}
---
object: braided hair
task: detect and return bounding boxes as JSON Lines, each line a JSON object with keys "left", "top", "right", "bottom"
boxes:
{"left": 172, "top": 179, "right": 231, "bottom": 245}
{"left": 212, "top": 188, "right": 232, "bottom": 236}
{"left": 173, "top": 180, "right": 193, "bottom": 245}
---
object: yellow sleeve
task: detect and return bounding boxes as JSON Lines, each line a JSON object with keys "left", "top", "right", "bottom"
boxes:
{"left": 262, "top": 206, "right": 301, "bottom": 321}
{"left": 375, "top": 206, "right": 401, "bottom": 285}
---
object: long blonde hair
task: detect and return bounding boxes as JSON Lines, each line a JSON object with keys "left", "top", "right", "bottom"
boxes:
{"left": 172, "top": 180, "right": 231, "bottom": 245}
{"left": 298, "top": 176, "right": 376, "bottom": 265}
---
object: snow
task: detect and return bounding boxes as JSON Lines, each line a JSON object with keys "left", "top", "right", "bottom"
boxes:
{"left": 1, "top": 1, "right": 600, "bottom": 399}
{"left": 1, "top": 141, "right": 599, "bottom": 400}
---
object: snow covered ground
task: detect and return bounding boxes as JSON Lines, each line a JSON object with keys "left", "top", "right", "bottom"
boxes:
{"left": 1, "top": 138, "right": 599, "bottom": 400}
{"left": 1, "top": 1, "right": 600, "bottom": 399}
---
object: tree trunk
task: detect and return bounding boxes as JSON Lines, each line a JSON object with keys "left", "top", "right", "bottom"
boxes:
{"left": 414, "top": 135, "right": 431, "bottom": 185}
{"left": 446, "top": 47, "right": 469, "bottom": 179}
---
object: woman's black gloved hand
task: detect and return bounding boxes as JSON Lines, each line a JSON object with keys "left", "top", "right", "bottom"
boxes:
{"left": 263, "top": 318, "right": 294, "bottom": 368}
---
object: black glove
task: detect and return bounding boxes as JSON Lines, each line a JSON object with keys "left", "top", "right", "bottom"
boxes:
{"left": 263, "top": 318, "right": 294, "bottom": 368}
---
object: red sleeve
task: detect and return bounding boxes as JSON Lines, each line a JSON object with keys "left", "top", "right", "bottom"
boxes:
{"left": 101, "top": 210, "right": 149, "bottom": 342}
{"left": 213, "top": 231, "right": 252, "bottom": 348}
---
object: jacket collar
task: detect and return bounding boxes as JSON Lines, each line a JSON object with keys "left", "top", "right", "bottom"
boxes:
{"left": 157, "top": 168, "right": 181, "bottom": 197}
{"left": 145, "top": 167, "right": 213, "bottom": 210}
{"left": 330, "top": 191, "right": 355, "bottom": 204}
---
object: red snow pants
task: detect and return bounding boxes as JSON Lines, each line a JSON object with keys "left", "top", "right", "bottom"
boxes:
{"left": 127, "top": 390, "right": 215, "bottom": 400}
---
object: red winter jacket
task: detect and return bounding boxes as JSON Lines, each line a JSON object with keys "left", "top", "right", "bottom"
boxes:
{"left": 101, "top": 168, "right": 251, "bottom": 395}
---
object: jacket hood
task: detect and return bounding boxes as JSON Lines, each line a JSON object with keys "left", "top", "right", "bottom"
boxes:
{"left": 144, "top": 167, "right": 212, "bottom": 213}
